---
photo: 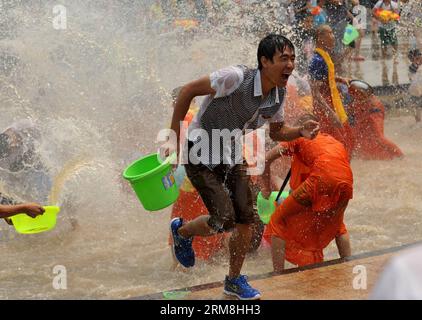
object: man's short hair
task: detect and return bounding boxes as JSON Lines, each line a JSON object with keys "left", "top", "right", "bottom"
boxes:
{"left": 257, "top": 34, "right": 295, "bottom": 70}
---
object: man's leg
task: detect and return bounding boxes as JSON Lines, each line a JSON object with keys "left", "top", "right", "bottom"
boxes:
{"left": 379, "top": 29, "right": 388, "bottom": 61}
{"left": 178, "top": 215, "right": 217, "bottom": 238}
{"left": 228, "top": 223, "right": 252, "bottom": 278}
{"left": 222, "top": 163, "right": 260, "bottom": 300}
{"left": 171, "top": 163, "right": 236, "bottom": 268}
{"left": 226, "top": 162, "right": 255, "bottom": 278}
{"left": 181, "top": 163, "right": 236, "bottom": 235}
{"left": 391, "top": 29, "right": 399, "bottom": 65}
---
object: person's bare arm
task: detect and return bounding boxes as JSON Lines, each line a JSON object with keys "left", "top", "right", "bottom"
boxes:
{"left": 260, "top": 144, "right": 288, "bottom": 198}
{"left": 271, "top": 235, "right": 286, "bottom": 273}
{"left": 0, "top": 203, "right": 44, "bottom": 219}
{"left": 335, "top": 232, "right": 352, "bottom": 258}
{"left": 269, "top": 119, "right": 319, "bottom": 142}
{"left": 310, "top": 79, "right": 342, "bottom": 128}
{"left": 168, "top": 76, "right": 216, "bottom": 156}
{"left": 335, "top": 76, "right": 351, "bottom": 85}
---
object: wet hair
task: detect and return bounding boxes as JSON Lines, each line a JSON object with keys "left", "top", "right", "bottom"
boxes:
{"left": 257, "top": 34, "right": 295, "bottom": 70}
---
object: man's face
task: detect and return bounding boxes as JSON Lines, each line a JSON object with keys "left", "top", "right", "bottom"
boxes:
{"left": 262, "top": 47, "right": 295, "bottom": 88}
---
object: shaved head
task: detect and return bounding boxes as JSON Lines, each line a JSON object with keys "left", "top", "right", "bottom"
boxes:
{"left": 315, "top": 25, "right": 332, "bottom": 42}
{"left": 315, "top": 25, "right": 335, "bottom": 51}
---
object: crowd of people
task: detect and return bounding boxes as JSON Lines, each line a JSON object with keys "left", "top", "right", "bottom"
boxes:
{"left": 0, "top": 0, "right": 419, "bottom": 301}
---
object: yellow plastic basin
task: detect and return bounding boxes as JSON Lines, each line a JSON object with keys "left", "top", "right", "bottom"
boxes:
{"left": 11, "top": 206, "right": 60, "bottom": 234}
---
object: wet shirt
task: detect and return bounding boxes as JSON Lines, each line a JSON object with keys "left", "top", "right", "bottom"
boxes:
{"left": 308, "top": 53, "right": 328, "bottom": 82}
{"left": 352, "top": 5, "right": 368, "bottom": 29}
{"left": 188, "top": 65, "right": 285, "bottom": 168}
{"left": 324, "top": 2, "right": 349, "bottom": 27}
{"left": 189, "top": 65, "right": 285, "bottom": 140}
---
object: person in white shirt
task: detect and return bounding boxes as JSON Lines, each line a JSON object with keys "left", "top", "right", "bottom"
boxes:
{"left": 372, "top": 0, "right": 400, "bottom": 61}
{"left": 167, "top": 34, "right": 319, "bottom": 300}
{"left": 351, "top": 0, "right": 368, "bottom": 61}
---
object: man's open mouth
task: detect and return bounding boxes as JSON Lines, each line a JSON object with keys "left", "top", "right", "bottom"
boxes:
{"left": 281, "top": 74, "right": 291, "bottom": 81}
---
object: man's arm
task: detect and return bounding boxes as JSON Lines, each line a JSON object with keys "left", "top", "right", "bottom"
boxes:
{"left": 269, "top": 118, "right": 319, "bottom": 142}
{"left": 169, "top": 76, "right": 216, "bottom": 156}
{"left": 0, "top": 203, "right": 44, "bottom": 219}
{"left": 260, "top": 144, "right": 288, "bottom": 198}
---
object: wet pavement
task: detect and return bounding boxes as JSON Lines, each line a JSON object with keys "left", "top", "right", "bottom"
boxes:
{"left": 136, "top": 241, "right": 422, "bottom": 300}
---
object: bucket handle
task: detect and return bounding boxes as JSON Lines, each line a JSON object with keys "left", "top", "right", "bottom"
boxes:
{"left": 275, "top": 169, "right": 291, "bottom": 203}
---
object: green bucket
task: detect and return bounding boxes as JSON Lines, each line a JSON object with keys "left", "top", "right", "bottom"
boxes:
{"left": 257, "top": 191, "right": 289, "bottom": 225}
{"left": 123, "top": 153, "right": 179, "bottom": 211}
{"left": 343, "top": 24, "right": 359, "bottom": 45}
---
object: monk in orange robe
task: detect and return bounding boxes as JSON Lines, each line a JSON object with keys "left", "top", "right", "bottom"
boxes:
{"left": 309, "top": 25, "right": 354, "bottom": 159}
{"left": 348, "top": 82, "right": 403, "bottom": 160}
{"left": 260, "top": 114, "right": 352, "bottom": 270}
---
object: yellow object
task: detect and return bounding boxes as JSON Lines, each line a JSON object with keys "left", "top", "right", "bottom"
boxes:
{"left": 11, "top": 206, "right": 60, "bottom": 234}
{"left": 174, "top": 19, "right": 199, "bottom": 29}
{"left": 315, "top": 48, "right": 348, "bottom": 124}
{"left": 376, "top": 9, "right": 400, "bottom": 22}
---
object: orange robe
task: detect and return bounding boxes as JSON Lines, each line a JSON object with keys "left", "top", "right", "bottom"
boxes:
{"left": 265, "top": 133, "right": 352, "bottom": 267}
{"left": 350, "top": 96, "right": 403, "bottom": 160}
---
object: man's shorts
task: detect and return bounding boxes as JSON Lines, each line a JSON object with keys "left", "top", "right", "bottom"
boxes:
{"left": 379, "top": 28, "right": 398, "bottom": 47}
{"left": 184, "top": 143, "right": 256, "bottom": 232}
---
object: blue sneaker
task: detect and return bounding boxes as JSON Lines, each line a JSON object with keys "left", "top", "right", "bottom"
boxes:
{"left": 224, "top": 275, "right": 261, "bottom": 300}
{"left": 170, "top": 218, "right": 195, "bottom": 268}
